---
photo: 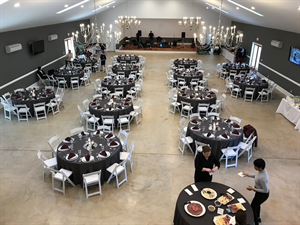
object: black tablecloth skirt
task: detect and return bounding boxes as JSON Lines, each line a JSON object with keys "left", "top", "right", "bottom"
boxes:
{"left": 173, "top": 182, "right": 254, "bottom": 225}
{"left": 234, "top": 81, "right": 268, "bottom": 99}
{"left": 57, "top": 135, "right": 121, "bottom": 185}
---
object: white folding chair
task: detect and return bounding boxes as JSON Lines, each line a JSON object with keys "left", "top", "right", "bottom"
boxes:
{"left": 37, "top": 150, "right": 57, "bottom": 180}
{"left": 50, "top": 168, "right": 75, "bottom": 195}
{"left": 118, "top": 130, "right": 129, "bottom": 151}
{"left": 48, "top": 135, "right": 61, "bottom": 156}
{"left": 0, "top": 100, "right": 16, "bottom": 120}
{"left": 197, "top": 103, "right": 209, "bottom": 117}
{"left": 231, "top": 84, "right": 242, "bottom": 98}
{"left": 46, "top": 98, "right": 60, "bottom": 115}
{"left": 15, "top": 104, "right": 32, "bottom": 122}
{"left": 178, "top": 129, "right": 194, "bottom": 155}
{"left": 86, "top": 114, "right": 100, "bottom": 131}
{"left": 106, "top": 160, "right": 128, "bottom": 188}
{"left": 115, "top": 87, "right": 124, "bottom": 98}
{"left": 238, "top": 136, "right": 257, "bottom": 162}
{"left": 33, "top": 102, "right": 47, "bottom": 120}
{"left": 120, "top": 143, "right": 135, "bottom": 172}
{"left": 118, "top": 114, "right": 131, "bottom": 131}
{"left": 101, "top": 115, "right": 115, "bottom": 132}
{"left": 219, "top": 146, "right": 240, "bottom": 168}
{"left": 70, "top": 77, "right": 79, "bottom": 90}
{"left": 181, "top": 101, "right": 193, "bottom": 118}
{"left": 82, "top": 170, "right": 102, "bottom": 199}
{"left": 57, "top": 77, "right": 68, "bottom": 89}
{"left": 229, "top": 116, "right": 242, "bottom": 125}
{"left": 244, "top": 87, "right": 255, "bottom": 102}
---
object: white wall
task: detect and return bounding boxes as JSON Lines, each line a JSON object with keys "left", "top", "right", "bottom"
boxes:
{"left": 91, "top": 0, "right": 232, "bottom": 50}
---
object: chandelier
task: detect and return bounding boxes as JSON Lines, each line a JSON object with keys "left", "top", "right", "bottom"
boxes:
{"left": 115, "top": 16, "right": 141, "bottom": 30}
{"left": 180, "top": 0, "right": 244, "bottom": 47}
{"left": 178, "top": 17, "right": 204, "bottom": 32}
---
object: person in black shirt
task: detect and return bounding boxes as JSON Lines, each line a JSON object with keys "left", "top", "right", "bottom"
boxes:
{"left": 36, "top": 66, "right": 47, "bottom": 80}
{"left": 100, "top": 52, "right": 106, "bottom": 71}
{"left": 194, "top": 146, "right": 220, "bottom": 182}
{"left": 235, "top": 209, "right": 247, "bottom": 225}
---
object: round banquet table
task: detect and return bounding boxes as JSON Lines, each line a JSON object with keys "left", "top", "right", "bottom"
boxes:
{"left": 116, "top": 54, "right": 139, "bottom": 64}
{"left": 222, "top": 64, "right": 250, "bottom": 74}
{"left": 89, "top": 97, "right": 134, "bottom": 124}
{"left": 173, "top": 69, "right": 203, "bottom": 85}
{"left": 173, "top": 182, "right": 254, "bottom": 225}
{"left": 53, "top": 69, "right": 84, "bottom": 87}
{"left": 177, "top": 88, "right": 217, "bottom": 113}
{"left": 234, "top": 78, "right": 268, "bottom": 99}
{"left": 112, "top": 64, "right": 139, "bottom": 77}
{"left": 56, "top": 132, "right": 121, "bottom": 185}
{"left": 174, "top": 59, "right": 198, "bottom": 69}
{"left": 186, "top": 117, "right": 243, "bottom": 159}
{"left": 11, "top": 88, "right": 55, "bottom": 115}
{"left": 101, "top": 78, "right": 135, "bottom": 96}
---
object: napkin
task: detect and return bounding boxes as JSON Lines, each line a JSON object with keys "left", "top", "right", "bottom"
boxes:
{"left": 207, "top": 132, "right": 212, "bottom": 137}
{"left": 110, "top": 141, "right": 118, "bottom": 146}
{"left": 85, "top": 154, "right": 91, "bottom": 161}
{"left": 222, "top": 133, "right": 228, "bottom": 139}
{"left": 232, "top": 123, "right": 240, "bottom": 128}
{"left": 191, "top": 119, "right": 198, "bottom": 124}
{"left": 65, "top": 137, "right": 71, "bottom": 142}
{"left": 237, "top": 198, "right": 246, "bottom": 204}
{"left": 105, "top": 133, "right": 114, "bottom": 139}
{"left": 184, "top": 188, "right": 193, "bottom": 196}
{"left": 217, "top": 208, "right": 224, "bottom": 215}
{"left": 227, "top": 188, "right": 235, "bottom": 194}
{"left": 226, "top": 119, "right": 231, "bottom": 123}
{"left": 95, "top": 130, "right": 100, "bottom": 135}
{"left": 99, "top": 151, "right": 107, "bottom": 157}
{"left": 67, "top": 152, "right": 76, "bottom": 160}
{"left": 61, "top": 144, "right": 69, "bottom": 149}
{"left": 81, "top": 131, "right": 86, "bottom": 136}
{"left": 191, "top": 184, "right": 198, "bottom": 192}
{"left": 232, "top": 130, "right": 239, "bottom": 135}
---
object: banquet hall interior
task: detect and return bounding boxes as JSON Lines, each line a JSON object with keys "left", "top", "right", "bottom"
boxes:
{"left": 0, "top": 1, "right": 299, "bottom": 225}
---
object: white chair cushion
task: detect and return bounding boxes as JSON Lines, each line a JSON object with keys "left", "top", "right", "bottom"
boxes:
{"left": 120, "top": 152, "right": 130, "bottom": 161}
{"left": 103, "top": 119, "right": 114, "bottom": 124}
{"left": 34, "top": 106, "right": 45, "bottom": 112}
{"left": 119, "top": 118, "right": 129, "bottom": 123}
{"left": 106, "top": 163, "right": 125, "bottom": 175}
{"left": 44, "top": 157, "right": 57, "bottom": 168}
{"left": 84, "top": 174, "right": 99, "bottom": 185}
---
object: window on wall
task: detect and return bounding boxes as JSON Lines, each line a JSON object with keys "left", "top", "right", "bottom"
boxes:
{"left": 249, "top": 42, "right": 262, "bottom": 70}
{"left": 64, "top": 37, "right": 75, "bottom": 59}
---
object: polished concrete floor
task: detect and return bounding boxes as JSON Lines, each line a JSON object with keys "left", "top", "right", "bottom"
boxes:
{"left": 0, "top": 52, "right": 299, "bottom": 225}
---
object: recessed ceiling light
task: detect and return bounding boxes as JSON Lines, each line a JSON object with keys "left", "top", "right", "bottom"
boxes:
{"left": 112, "top": 5, "right": 115, "bottom": 8}
{"left": 206, "top": 6, "right": 209, "bottom": 9}
{"left": 236, "top": 7, "right": 239, "bottom": 10}
{"left": 227, "top": 0, "right": 264, "bottom": 17}
{"left": 0, "top": 0, "right": 9, "bottom": 5}
{"left": 251, "top": 6, "right": 255, "bottom": 10}
{"left": 56, "top": 0, "right": 90, "bottom": 14}
{"left": 81, "top": 5, "right": 84, "bottom": 8}
{"left": 14, "top": 2, "right": 20, "bottom": 7}
{"left": 64, "top": 4, "right": 68, "bottom": 8}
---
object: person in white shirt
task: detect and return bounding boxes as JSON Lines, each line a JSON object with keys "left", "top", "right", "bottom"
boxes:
{"left": 243, "top": 158, "right": 270, "bottom": 225}
{"left": 65, "top": 50, "right": 73, "bottom": 68}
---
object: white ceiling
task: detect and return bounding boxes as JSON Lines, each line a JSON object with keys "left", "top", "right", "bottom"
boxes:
{"left": 0, "top": 0, "right": 299, "bottom": 33}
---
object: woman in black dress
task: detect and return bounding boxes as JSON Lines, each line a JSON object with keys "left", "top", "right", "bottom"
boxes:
{"left": 194, "top": 146, "right": 220, "bottom": 182}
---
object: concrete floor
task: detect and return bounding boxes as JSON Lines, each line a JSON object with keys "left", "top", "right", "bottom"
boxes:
{"left": 0, "top": 52, "right": 299, "bottom": 225}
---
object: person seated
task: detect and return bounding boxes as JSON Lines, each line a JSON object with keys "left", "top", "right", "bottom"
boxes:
{"left": 148, "top": 31, "right": 154, "bottom": 40}
{"left": 78, "top": 53, "right": 87, "bottom": 63}
{"left": 36, "top": 66, "right": 47, "bottom": 80}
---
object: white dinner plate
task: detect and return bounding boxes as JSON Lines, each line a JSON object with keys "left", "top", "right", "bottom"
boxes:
{"left": 184, "top": 200, "right": 206, "bottom": 217}
{"left": 98, "top": 151, "right": 111, "bottom": 158}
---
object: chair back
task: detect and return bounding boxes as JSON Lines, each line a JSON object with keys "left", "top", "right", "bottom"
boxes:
{"left": 83, "top": 170, "right": 101, "bottom": 181}
{"left": 34, "top": 102, "right": 46, "bottom": 108}
{"left": 48, "top": 135, "right": 61, "bottom": 150}
{"left": 229, "top": 116, "right": 242, "bottom": 125}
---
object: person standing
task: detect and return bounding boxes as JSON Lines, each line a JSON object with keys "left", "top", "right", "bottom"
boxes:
{"left": 243, "top": 158, "right": 270, "bottom": 225}
{"left": 65, "top": 50, "right": 73, "bottom": 68}
{"left": 194, "top": 146, "right": 220, "bottom": 182}
{"left": 100, "top": 52, "right": 107, "bottom": 72}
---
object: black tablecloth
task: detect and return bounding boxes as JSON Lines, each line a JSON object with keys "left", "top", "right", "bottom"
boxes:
{"left": 11, "top": 89, "right": 55, "bottom": 115}
{"left": 112, "top": 64, "right": 139, "bottom": 77}
{"left": 53, "top": 69, "right": 84, "bottom": 87}
{"left": 57, "top": 133, "right": 121, "bottom": 185}
{"left": 177, "top": 89, "right": 216, "bottom": 113}
{"left": 173, "top": 70, "right": 203, "bottom": 85}
{"left": 89, "top": 97, "right": 134, "bottom": 124}
{"left": 186, "top": 117, "right": 243, "bottom": 159}
{"left": 234, "top": 78, "right": 268, "bottom": 99}
{"left": 174, "top": 59, "right": 198, "bottom": 69}
{"left": 116, "top": 55, "right": 139, "bottom": 64}
{"left": 101, "top": 78, "right": 135, "bottom": 96}
{"left": 173, "top": 182, "right": 254, "bottom": 225}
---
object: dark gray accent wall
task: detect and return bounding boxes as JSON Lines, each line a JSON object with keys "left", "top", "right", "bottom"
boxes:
{"left": 0, "top": 20, "right": 89, "bottom": 95}
{"left": 232, "top": 21, "right": 300, "bottom": 95}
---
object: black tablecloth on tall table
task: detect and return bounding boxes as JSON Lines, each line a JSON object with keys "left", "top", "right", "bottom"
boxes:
{"left": 56, "top": 133, "right": 121, "bottom": 185}
{"left": 89, "top": 98, "right": 134, "bottom": 124}
{"left": 101, "top": 78, "right": 135, "bottom": 96}
{"left": 173, "top": 182, "right": 254, "bottom": 225}
{"left": 53, "top": 69, "right": 84, "bottom": 87}
{"left": 11, "top": 89, "right": 55, "bottom": 115}
{"left": 177, "top": 89, "right": 217, "bottom": 113}
{"left": 186, "top": 117, "right": 243, "bottom": 159}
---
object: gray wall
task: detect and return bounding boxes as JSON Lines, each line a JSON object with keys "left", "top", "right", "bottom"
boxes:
{"left": 0, "top": 20, "right": 89, "bottom": 95}
{"left": 232, "top": 21, "right": 300, "bottom": 95}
